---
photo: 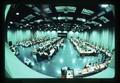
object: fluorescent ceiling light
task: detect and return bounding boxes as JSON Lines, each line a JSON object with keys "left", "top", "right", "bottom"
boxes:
{"left": 81, "top": 8, "right": 94, "bottom": 15}
{"left": 99, "top": 16, "right": 109, "bottom": 23}
{"left": 76, "top": 18, "right": 86, "bottom": 22}
{"left": 97, "top": 11, "right": 105, "bottom": 17}
{"left": 52, "top": 17, "right": 57, "bottom": 20}
{"left": 35, "top": 12, "right": 40, "bottom": 15}
{"left": 32, "top": 7, "right": 41, "bottom": 13}
{"left": 26, "top": 4, "right": 33, "bottom": 8}
{"left": 101, "top": 4, "right": 109, "bottom": 8}
{"left": 82, "top": 25, "right": 90, "bottom": 29}
{"left": 86, "top": 21, "right": 99, "bottom": 26}
{"left": 91, "top": 21, "right": 99, "bottom": 26}
{"left": 44, "top": 8, "right": 52, "bottom": 13}
{"left": 92, "top": 16, "right": 97, "bottom": 20}
{"left": 100, "top": 4, "right": 113, "bottom": 12}
{"left": 55, "top": 6, "right": 76, "bottom": 13}
{"left": 24, "top": 14, "right": 35, "bottom": 21}
{"left": 34, "top": 19, "right": 43, "bottom": 23}
{"left": 58, "top": 17, "right": 65, "bottom": 20}
{"left": 21, "top": 19, "right": 25, "bottom": 22}
{"left": 58, "top": 16, "right": 73, "bottom": 20}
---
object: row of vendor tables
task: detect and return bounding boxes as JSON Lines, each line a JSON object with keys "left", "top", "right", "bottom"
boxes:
{"left": 9, "top": 37, "right": 65, "bottom": 68}
{"left": 60, "top": 38, "right": 112, "bottom": 78}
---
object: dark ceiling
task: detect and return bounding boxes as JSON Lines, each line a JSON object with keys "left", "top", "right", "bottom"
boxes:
{"left": 6, "top": 4, "right": 115, "bottom": 31}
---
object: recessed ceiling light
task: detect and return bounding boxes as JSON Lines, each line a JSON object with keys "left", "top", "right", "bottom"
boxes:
{"left": 99, "top": 24, "right": 102, "bottom": 27}
{"left": 48, "top": 24, "right": 50, "bottom": 27}
{"left": 8, "top": 26, "right": 10, "bottom": 28}
{"left": 26, "top": 24, "right": 29, "bottom": 26}
{"left": 88, "top": 27, "right": 91, "bottom": 29}
{"left": 10, "top": 21, "right": 13, "bottom": 24}
{"left": 16, "top": 12, "right": 19, "bottom": 15}
{"left": 20, "top": 26, "right": 22, "bottom": 28}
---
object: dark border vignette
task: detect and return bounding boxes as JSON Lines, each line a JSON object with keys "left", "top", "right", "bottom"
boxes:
{"left": 1, "top": 0, "right": 120, "bottom": 83}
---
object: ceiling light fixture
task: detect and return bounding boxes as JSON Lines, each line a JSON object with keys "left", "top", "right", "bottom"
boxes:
{"left": 26, "top": 24, "right": 29, "bottom": 26}
{"left": 88, "top": 26, "right": 91, "bottom": 29}
{"left": 10, "top": 21, "right": 13, "bottom": 24}
{"left": 16, "top": 12, "right": 19, "bottom": 15}
{"left": 8, "top": 26, "right": 10, "bottom": 28}
{"left": 99, "top": 24, "right": 102, "bottom": 27}
{"left": 48, "top": 24, "right": 50, "bottom": 27}
{"left": 20, "top": 26, "right": 22, "bottom": 28}
{"left": 101, "top": 4, "right": 109, "bottom": 8}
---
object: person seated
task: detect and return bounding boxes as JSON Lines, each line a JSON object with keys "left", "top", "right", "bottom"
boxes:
{"left": 56, "top": 43, "right": 60, "bottom": 49}
{"left": 94, "top": 64, "right": 100, "bottom": 71}
{"left": 42, "top": 51, "right": 48, "bottom": 56}
{"left": 84, "top": 64, "right": 88, "bottom": 69}
{"left": 10, "top": 45, "right": 16, "bottom": 52}
{"left": 32, "top": 54, "right": 37, "bottom": 63}
{"left": 61, "top": 43, "right": 64, "bottom": 47}
{"left": 10, "top": 45, "right": 19, "bottom": 56}
{"left": 49, "top": 47, "right": 55, "bottom": 56}
{"left": 37, "top": 48, "right": 40, "bottom": 52}
{"left": 24, "top": 57, "right": 34, "bottom": 68}
{"left": 32, "top": 48, "right": 37, "bottom": 55}
{"left": 40, "top": 51, "right": 48, "bottom": 59}
{"left": 99, "top": 63, "right": 105, "bottom": 69}
{"left": 61, "top": 67, "right": 68, "bottom": 78}
{"left": 81, "top": 68, "right": 89, "bottom": 74}
{"left": 16, "top": 42, "right": 20, "bottom": 46}
{"left": 45, "top": 49, "right": 50, "bottom": 55}
{"left": 54, "top": 46, "right": 58, "bottom": 52}
{"left": 66, "top": 70, "right": 74, "bottom": 78}
{"left": 89, "top": 66, "right": 94, "bottom": 72}
{"left": 84, "top": 63, "right": 90, "bottom": 72}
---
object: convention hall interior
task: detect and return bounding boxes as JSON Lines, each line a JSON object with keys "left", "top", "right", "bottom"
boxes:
{"left": 5, "top": 4, "right": 115, "bottom": 78}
